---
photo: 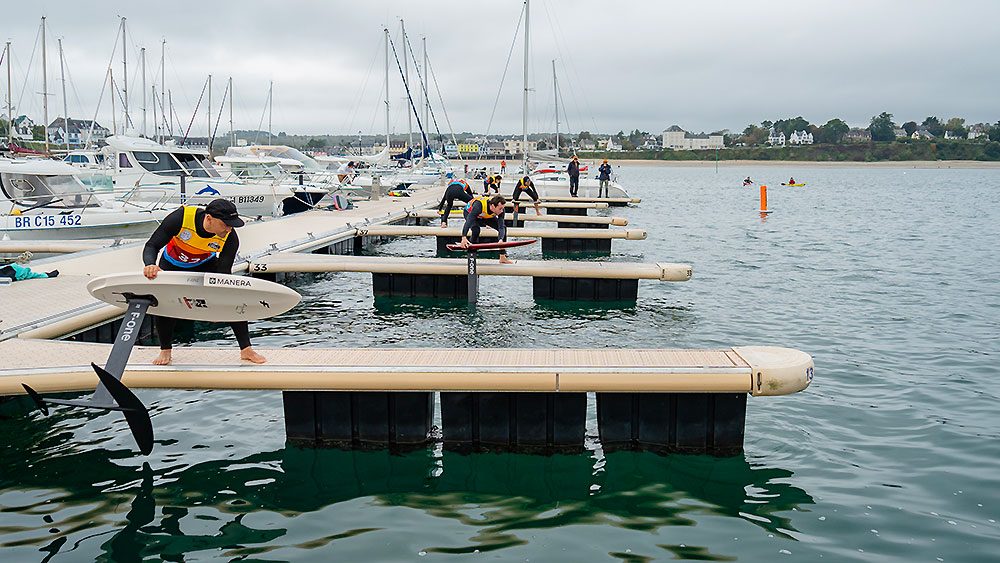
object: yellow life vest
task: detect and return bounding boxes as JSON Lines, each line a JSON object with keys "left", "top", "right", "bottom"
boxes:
{"left": 466, "top": 196, "right": 497, "bottom": 219}
{"left": 165, "top": 206, "right": 230, "bottom": 266}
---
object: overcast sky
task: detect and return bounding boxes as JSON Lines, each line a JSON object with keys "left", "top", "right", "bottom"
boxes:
{"left": 4, "top": 0, "right": 998, "bottom": 137}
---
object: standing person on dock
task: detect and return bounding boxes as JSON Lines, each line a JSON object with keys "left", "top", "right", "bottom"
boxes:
{"left": 500, "top": 159, "right": 507, "bottom": 174}
{"left": 141, "top": 199, "right": 266, "bottom": 366}
{"left": 512, "top": 175, "right": 542, "bottom": 216}
{"left": 567, "top": 155, "right": 580, "bottom": 197}
{"left": 460, "top": 195, "right": 513, "bottom": 264}
{"left": 437, "top": 178, "right": 475, "bottom": 227}
{"left": 597, "top": 159, "right": 613, "bottom": 198}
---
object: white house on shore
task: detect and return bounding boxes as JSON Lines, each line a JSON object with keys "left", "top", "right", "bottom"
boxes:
{"left": 767, "top": 128, "right": 786, "bottom": 147}
{"left": 662, "top": 125, "right": 724, "bottom": 150}
{"left": 46, "top": 118, "right": 111, "bottom": 147}
{"left": 788, "top": 130, "right": 814, "bottom": 145}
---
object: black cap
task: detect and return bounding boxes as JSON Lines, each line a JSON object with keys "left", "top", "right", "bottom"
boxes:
{"left": 204, "top": 199, "right": 245, "bottom": 227}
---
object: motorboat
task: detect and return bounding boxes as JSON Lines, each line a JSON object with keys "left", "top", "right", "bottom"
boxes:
{"left": 0, "top": 158, "right": 167, "bottom": 240}
{"left": 102, "top": 136, "right": 327, "bottom": 217}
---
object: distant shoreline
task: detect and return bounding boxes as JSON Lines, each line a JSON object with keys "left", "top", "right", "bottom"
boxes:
{"left": 474, "top": 159, "right": 1000, "bottom": 169}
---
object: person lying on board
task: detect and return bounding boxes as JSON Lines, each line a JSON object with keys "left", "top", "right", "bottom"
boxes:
{"left": 141, "top": 199, "right": 266, "bottom": 366}
{"left": 460, "top": 195, "right": 514, "bottom": 264}
{"left": 437, "top": 179, "right": 474, "bottom": 227}
{"left": 512, "top": 175, "right": 542, "bottom": 216}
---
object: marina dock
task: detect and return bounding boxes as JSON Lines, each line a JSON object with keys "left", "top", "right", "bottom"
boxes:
{"left": 0, "top": 340, "right": 812, "bottom": 453}
{"left": 0, "top": 182, "right": 813, "bottom": 456}
{"left": 249, "top": 254, "right": 691, "bottom": 300}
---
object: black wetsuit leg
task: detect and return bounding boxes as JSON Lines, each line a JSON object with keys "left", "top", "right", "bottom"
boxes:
{"left": 439, "top": 184, "right": 472, "bottom": 223}
{"left": 155, "top": 257, "right": 252, "bottom": 350}
{"left": 569, "top": 175, "right": 580, "bottom": 196}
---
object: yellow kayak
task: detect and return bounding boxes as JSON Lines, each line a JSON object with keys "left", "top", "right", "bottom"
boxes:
{"left": 781, "top": 183, "right": 807, "bottom": 187}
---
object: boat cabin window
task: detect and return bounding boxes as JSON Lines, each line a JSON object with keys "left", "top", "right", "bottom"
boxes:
{"left": 173, "top": 153, "right": 220, "bottom": 178}
{"left": 118, "top": 152, "right": 133, "bottom": 168}
{"left": 133, "top": 151, "right": 184, "bottom": 176}
{"left": 0, "top": 173, "right": 99, "bottom": 209}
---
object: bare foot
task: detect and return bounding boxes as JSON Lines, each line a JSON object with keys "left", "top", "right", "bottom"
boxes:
{"left": 440, "top": 221, "right": 448, "bottom": 228}
{"left": 499, "top": 255, "right": 514, "bottom": 265}
{"left": 153, "top": 350, "right": 172, "bottom": 365}
{"left": 240, "top": 347, "right": 267, "bottom": 364}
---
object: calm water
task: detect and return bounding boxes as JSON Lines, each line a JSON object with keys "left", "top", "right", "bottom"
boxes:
{"left": 2, "top": 164, "right": 999, "bottom": 561}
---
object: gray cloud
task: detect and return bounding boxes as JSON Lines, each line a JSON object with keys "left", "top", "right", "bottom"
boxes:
{"left": 5, "top": 0, "right": 998, "bottom": 137}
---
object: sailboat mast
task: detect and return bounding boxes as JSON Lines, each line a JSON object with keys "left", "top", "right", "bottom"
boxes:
{"left": 58, "top": 38, "right": 69, "bottom": 151}
{"left": 384, "top": 27, "right": 390, "bottom": 150}
{"left": 5, "top": 42, "right": 12, "bottom": 146}
{"left": 228, "top": 77, "right": 234, "bottom": 147}
{"left": 553, "top": 59, "right": 558, "bottom": 155}
{"left": 401, "top": 20, "right": 411, "bottom": 155}
{"left": 141, "top": 47, "right": 147, "bottom": 137}
{"left": 109, "top": 68, "right": 116, "bottom": 135}
{"left": 207, "top": 74, "right": 212, "bottom": 142}
{"left": 522, "top": 0, "right": 530, "bottom": 171}
{"left": 41, "top": 17, "right": 50, "bottom": 153}
{"left": 160, "top": 39, "right": 166, "bottom": 141}
{"left": 151, "top": 85, "right": 157, "bottom": 142}
{"left": 121, "top": 17, "right": 127, "bottom": 130}
{"left": 267, "top": 80, "right": 272, "bottom": 144}
{"left": 423, "top": 36, "right": 429, "bottom": 154}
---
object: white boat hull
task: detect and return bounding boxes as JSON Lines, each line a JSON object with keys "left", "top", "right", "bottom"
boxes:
{"left": 1, "top": 210, "right": 167, "bottom": 241}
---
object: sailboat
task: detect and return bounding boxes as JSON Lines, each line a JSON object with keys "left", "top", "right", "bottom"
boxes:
{"left": 500, "top": 1, "right": 631, "bottom": 200}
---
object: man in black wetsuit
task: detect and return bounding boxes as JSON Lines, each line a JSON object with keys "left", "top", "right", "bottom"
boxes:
{"left": 460, "top": 195, "right": 513, "bottom": 264}
{"left": 141, "top": 199, "right": 266, "bottom": 366}
{"left": 437, "top": 178, "right": 474, "bottom": 227}
{"left": 511, "top": 175, "right": 542, "bottom": 216}
{"left": 567, "top": 156, "right": 580, "bottom": 197}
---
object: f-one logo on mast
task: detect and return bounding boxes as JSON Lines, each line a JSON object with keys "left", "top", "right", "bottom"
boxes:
{"left": 120, "top": 310, "right": 142, "bottom": 342}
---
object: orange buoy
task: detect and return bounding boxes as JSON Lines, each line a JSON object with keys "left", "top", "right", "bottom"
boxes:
{"left": 759, "top": 185, "right": 772, "bottom": 215}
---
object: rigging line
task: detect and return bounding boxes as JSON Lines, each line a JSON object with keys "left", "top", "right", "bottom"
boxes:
{"left": 253, "top": 83, "right": 269, "bottom": 145}
{"left": 181, "top": 75, "right": 209, "bottom": 145}
{"left": 15, "top": 20, "right": 43, "bottom": 116}
{"left": 110, "top": 74, "right": 134, "bottom": 129}
{"left": 425, "top": 54, "right": 466, "bottom": 166}
{"left": 541, "top": 0, "right": 595, "bottom": 134}
{"left": 341, "top": 35, "right": 382, "bottom": 135}
{"left": 485, "top": 3, "right": 526, "bottom": 139}
{"left": 404, "top": 31, "right": 443, "bottom": 147}
{"left": 85, "top": 18, "right": 124, "bottom": 149}
{"left": 399, "top": 29, "right": 442, "bottom": 143}
{"left": 209, "top": 79, "right": 230, "bottom": 151}
{"left": 385, "top": 32, "right": 429, "bottom": 151}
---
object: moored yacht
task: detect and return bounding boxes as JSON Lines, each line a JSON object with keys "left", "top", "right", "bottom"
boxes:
{"left": 0, "top": 158, "right": 167, "bottom": 240}
{"left": 103, "top": 136, "right": 327, "bottom": 217}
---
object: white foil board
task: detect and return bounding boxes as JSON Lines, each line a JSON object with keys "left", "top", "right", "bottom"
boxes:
{"left": 86, "top": 272, "right": 301, "bottom": 322}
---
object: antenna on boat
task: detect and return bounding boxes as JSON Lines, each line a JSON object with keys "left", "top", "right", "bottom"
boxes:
{"left": 58, "top": 38, "right": 69, "bottom": 151}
